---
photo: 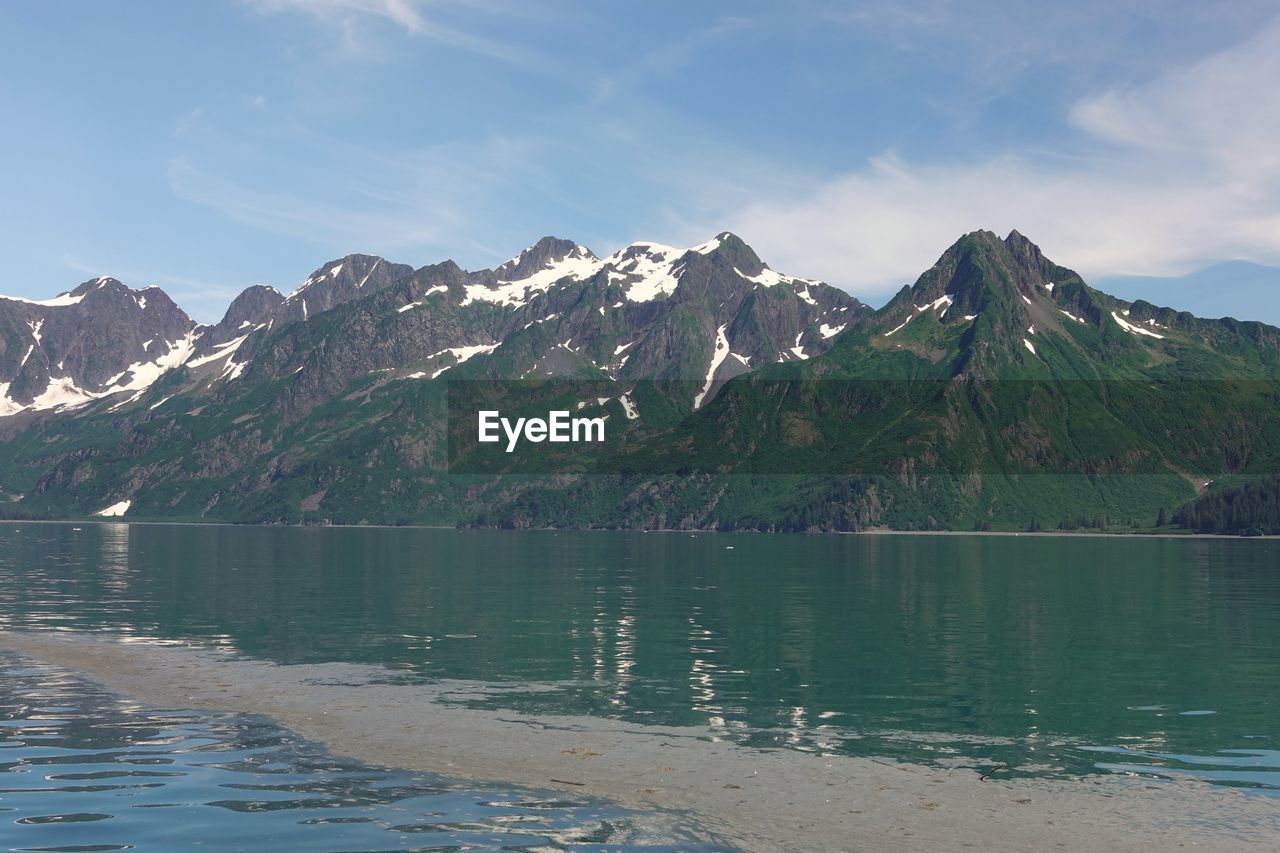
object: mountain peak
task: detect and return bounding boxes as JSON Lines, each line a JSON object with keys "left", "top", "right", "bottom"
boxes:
{"left": 63, "top": 277, "right": 185, "bottom": 317}
{"left": 291, "top": 254, "right": 390, "bottom": 296}
{"left": 278, "top": 254, "right": 414, "bottom": 325}
{"left": 215, "top": 284, "right": 286, "bottom": 334}
{"left": 69, "top": 276, "right": 125, "bottom": 296}
{"left": 690, "top": 232, "right": 766, "bottom": 275}
{"left": 498, "top": 238, "right": 596, "bottom": 281}
{"left": 873, "top": 229, "right": 1084, "bottom": 346}
{"left": 1004, "top": 229, "right": 1048, "bottom": 266}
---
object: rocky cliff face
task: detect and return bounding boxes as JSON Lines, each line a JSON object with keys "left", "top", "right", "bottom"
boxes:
{"left": 0, "top": 277, "right": 195, "bottom": 415}
{"left": 0, "top": 233, "right": 865, "bottom": 424}
{"left": 272, "top": 255, "right": 415, "bottom": 327}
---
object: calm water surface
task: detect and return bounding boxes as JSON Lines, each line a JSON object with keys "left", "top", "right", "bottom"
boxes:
{"left": 2, "top": 524, "right": 1279, "bottom": 795}
{"left": 0, "top": 650, "right": 705, "bottom": 851}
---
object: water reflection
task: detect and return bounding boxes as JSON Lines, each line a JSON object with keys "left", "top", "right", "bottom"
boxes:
{"left": 2, "top": 523, "right": 1279, "bottom": 787}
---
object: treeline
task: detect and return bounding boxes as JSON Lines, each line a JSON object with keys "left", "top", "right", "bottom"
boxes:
{"left": 1028, "top": 514, "right": 1141, "bottom": 532}
{"left": 1174, "top": 475, "right": 1280, "bottom": 536}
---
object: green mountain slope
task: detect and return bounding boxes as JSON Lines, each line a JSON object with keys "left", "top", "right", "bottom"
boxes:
{"left": 1, "top": 230, "right": 1277, "bottom": 532}
{"left": 459, "top": 231, "right": 1280, "bottom": 531}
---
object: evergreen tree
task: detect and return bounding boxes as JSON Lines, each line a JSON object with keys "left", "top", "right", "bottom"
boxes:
{"left": 1173, "top": 476, "right": 1280, "bottom": 535}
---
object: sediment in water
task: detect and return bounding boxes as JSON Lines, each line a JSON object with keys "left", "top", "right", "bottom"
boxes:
{"left": 2, "top": 631, "right": 1277, "bottom": 852}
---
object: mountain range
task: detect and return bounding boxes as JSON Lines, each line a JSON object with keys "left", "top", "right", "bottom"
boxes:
{"left": 1, "top": 230, "right": 1277, "bottom": 533}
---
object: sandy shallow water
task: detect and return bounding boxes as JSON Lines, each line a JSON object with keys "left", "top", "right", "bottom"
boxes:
{"left": 3, "top": 630, "right": 1278, "bottom": 852}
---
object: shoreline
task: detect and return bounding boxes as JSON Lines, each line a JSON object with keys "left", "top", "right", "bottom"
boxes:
{"left": 2, "top": 630, "right": 1277, "bottom": 851}
{"left": 0, "top": 517, "right": 1275, "bottom": 540}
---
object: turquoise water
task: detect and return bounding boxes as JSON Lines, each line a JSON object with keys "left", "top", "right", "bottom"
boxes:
{"left": 2, "top": 523, "right": 1280, "bottom": 796}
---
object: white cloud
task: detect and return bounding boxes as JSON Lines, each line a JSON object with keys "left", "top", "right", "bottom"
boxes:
{"left": 717, "top": 16, "right": 1280, "bottom": 299}
{"left": 1069, "top": 17, "right": 1280, "bottom": 183}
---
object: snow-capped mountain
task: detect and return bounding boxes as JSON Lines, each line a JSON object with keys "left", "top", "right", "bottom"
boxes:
{"left": 0, "top": 277, "right": 195, "bottom": 416}
{"left": 6, "top": 228, "right": 1275, "bottom": 532}
{"left": 0, "top": 233, "right": 866, "bottom": 421}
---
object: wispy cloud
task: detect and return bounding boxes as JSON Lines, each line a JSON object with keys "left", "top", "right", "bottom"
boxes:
{"left": 166, "top": 155, "right": 468, "bottom": 257}
{"left": 710, "top": 17, "right": 1280, "bottom": 299}
{"left": 590, "top": 15, "right": 758, "bottom": 101}
{"left": 240, "top": 0, "right": 532, "bottom": 63}
{"left": 822, "top": 0, "right": 1270, "bottom": 85}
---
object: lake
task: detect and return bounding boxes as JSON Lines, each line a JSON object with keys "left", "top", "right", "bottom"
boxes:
{"left": 2, "top": 523, "right": 1279, "bottom": 847}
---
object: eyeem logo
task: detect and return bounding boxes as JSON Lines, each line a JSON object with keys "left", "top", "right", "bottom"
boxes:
{"left": 477, "top": 410, "right": 606, "bottom": 453}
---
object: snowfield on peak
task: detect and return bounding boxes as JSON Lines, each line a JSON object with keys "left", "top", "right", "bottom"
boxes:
{"left": 460, "top": 236, "right": 827, "bottom": 309}
{"left": 0, "top": 291, "right": 87, "bottom": 307}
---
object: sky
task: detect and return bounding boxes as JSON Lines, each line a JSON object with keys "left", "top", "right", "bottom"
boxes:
{"left": 2, "top": 0, "right": 1278, "bottom": 323}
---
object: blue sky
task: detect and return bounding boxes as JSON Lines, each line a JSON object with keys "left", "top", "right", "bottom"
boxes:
{"left": 2, "top": 0, "right": 1278, "bottom": 322}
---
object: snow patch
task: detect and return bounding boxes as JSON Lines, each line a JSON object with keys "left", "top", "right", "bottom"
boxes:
{"left": 1023, "top": 338, "right": 1037, "bottom": 355}
{"left": 884, "top": 317, "right": 912, "bottom": 337}
{"left": 188, "top": 334, "right": 249, "bottom": 368}
{"left": 693, "top": 325, "right": 731, "bottom": 410}
{"left": 94, "top": 500, "right": 131, "bottom": 518}
{"left": 428, "top": 343, "right": 500, "bottom": 379}
{"left": 613, "top": 245, "right": 683, "bottom": 302}
{"left": 885, "top": 295, "right": 952, "bottom": 337}
{"left": 353, "top": 258, "right": 380, "bottom": 288}
{"left": 1111, "top": 311, "right": 1165, "bottom": 339}
{"left": 397, "top": 285, "right": 448, "bottom": 312}
{"left": 466, "top": 250, "right": 603, "bottom": 306}
{"left": 819, "top": 323, "right": 846, "bottom": 339}
{"left": 735, "top": 266, "right": 792, "bottom": 287}
{"left": 219, "top": 358, "right": 247, "bottom": 382}
{"left": 4, "top": 330, "right": 203, "bottom": 418}
{"left": 0, "top": 291, "right": 86, "bottom": 307}
{"left": 619, "top": 392, "right": 639, "bottom": 420}
{"left": 691, "top": 233, "right": 728, "bottom": 254}
{"left": 927, "top": 294, "right": 954, "bottom": 314}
